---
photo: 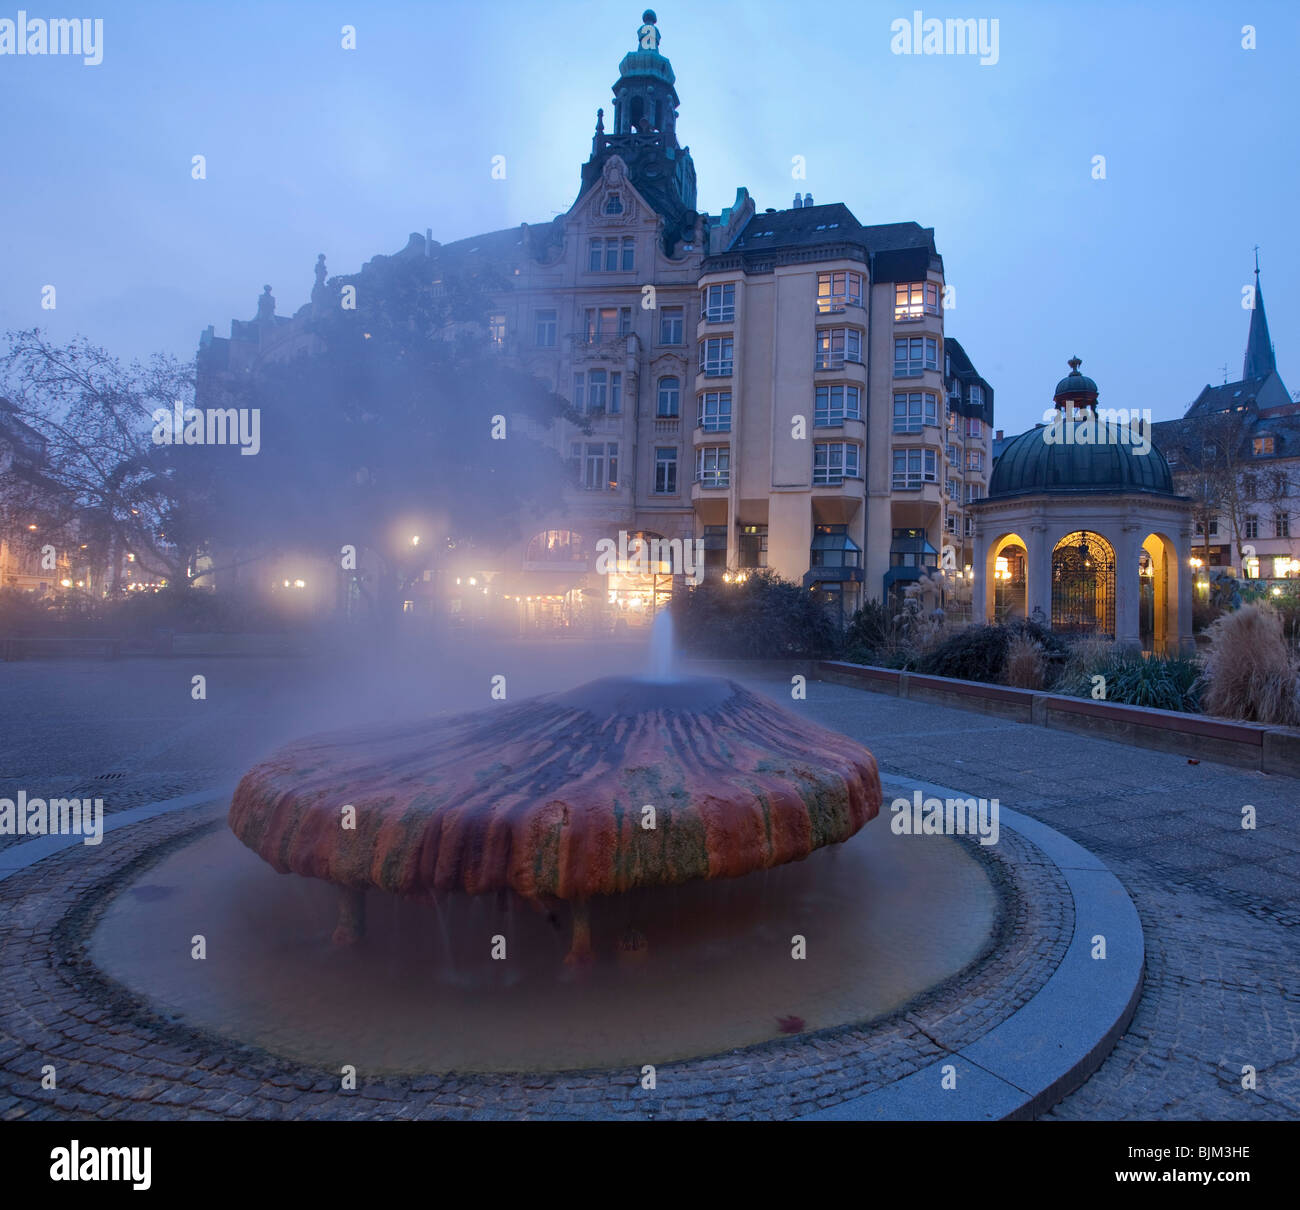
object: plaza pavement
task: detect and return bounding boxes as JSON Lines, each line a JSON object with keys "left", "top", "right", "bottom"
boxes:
{"left": 0, "top": 643, "right": 1296, "bottom": 1119}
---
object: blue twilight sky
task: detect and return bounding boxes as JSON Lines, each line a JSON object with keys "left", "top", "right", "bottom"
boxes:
{"left": 0, "top": 0, "right": 1296, "bottom": 435}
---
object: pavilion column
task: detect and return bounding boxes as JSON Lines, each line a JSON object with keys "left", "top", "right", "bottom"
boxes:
{"left": 1176, "top": 526, "right": 1196, "bottom": 654}
{"left": 1114, "top": 525, "right": 1142, "bottom": 647}
{"left": 1026, "top": 524, "right": 1052, "bottom": 625}
{"left": 972, "top": 524, "right": 992, "bottom": 623}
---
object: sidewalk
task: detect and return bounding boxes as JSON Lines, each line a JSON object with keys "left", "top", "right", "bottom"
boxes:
{"left": 745, "top": 671, "right": 1299, "bottom": 1120}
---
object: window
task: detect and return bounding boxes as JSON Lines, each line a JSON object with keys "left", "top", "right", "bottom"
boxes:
{"left": 815, "top": 327, "right": 862, "bottom": 369}
{"left": 534, "top": 309, "right": 557, "bottom": 347}
{"left": 892, "top": 391, "right": 938, "bottom": 433}
{"left": 488, "top": 313, "right": 506, "bottom": 347}
{"left": 965, "top": 483, "right": 983, "bottom": 503}
{"left": 1195, "top": 518, "right": 1219, "bottom": 536}
{"left": 610, "top": 372, "right": 622, "bottom": 414}
{"left": 699, "top": 337, "right": 734, "bottom": 376}
{"left": 1254, "top": 436, "right": 1276, "bottom": 456}
{"left": 965, "top": 515, "right": 974, "bottom": 538}
{"left": 739, "top": 524, "right": 768, "bottom": 568}
{"left": 945, "top": 512, "right": 957, "bottom": 534}
{"left": 947, "top": 442, "right": 960, "bottom": 464}
{"left": 966, "top": 416, "right": 982, "bottom": 439}
{"left": 702, "top": 283, "right": 735, "bottom": 322}
{"left": 604, "top": 193, "right": 623, "bottom": 215}
{"left": 654, "top": 447, "right": 678, "bottom": 494}
{"left": 696, "top": 446, "right": 730, "bottom": 488}
{"left": 1244, "top": 516, "right": 1259, "bottom": 540}
{"left": 966, "top": 449, "right": 984, "bottom": 472}
{"left": 583, "top": 307, "right": 632, "bottom": 340}
{"left": 894, "top": 281, "right": 940, "bottom": 319}
{"left": 810, "top": 525, "right": 861, "bottom": 569}
{"left": 945, "top": 478, "right": 959, "bottom": 499}
{"left": 969, "top": 385, "right": 984, "bottom": 410}
{"left": 814, "top": 442, "right": 860, "bottom": 484}
{"left": 1243, "top": 475, "right": 1257, "bottom": 501}
{"left": 698, "top": 391, "right": 732, "bottom": 432}
{"left": 588, "top": 237, "right": 634, "bottom": 271}
{"left": 815, "top": 384, "right": 862, "bottom": 426}
{"left": 572, "top": 372, "right": 585, "bottom": 412}
{"left": 582, "top": 442, "right": 619, "bottom": 490}
{"left": 1277, "top": 514, "right": 1290, "bottom": 539}
{"left": 892, "top": 447, "right": 937, "bottom": 488}
{"left": 817, "top": 271, "right": 863, "bottom": 311}
{"left": 657, "top": 377, "right": 680, "bottom": 417}
{"left": 587, "top": 369, "right": 607, "bottom": 412}
{"left": 947, "top": 409, "right": 959, "bottom": 432}
{"left": 659, "top": 306, "right": 684, "bottom": 344}
{"left": 894, "top": 336, "right": 939, "bottom": 376}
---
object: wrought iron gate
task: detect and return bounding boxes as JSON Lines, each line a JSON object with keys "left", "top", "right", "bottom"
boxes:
{"left": 1051, "top": 531, "right": 1115, "bottom": 637}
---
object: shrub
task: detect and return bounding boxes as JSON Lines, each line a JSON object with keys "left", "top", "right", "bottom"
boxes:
{"left": 916, "top": 624, "right": 1010, "bottom": 683}
{"left": 1005, "top": 633, "right": 1047, "bottom": 690}
{"left": 673, "top": 569, "right": 840, "bottom": 659}
{"left": 843, "top": 599, "right": 892, "bottom": 656}
{"left": 1200, "top": 604, "right": 1300, "bottom": 726}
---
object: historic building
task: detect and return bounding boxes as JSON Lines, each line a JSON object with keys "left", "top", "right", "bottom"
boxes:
{"left": 1152, "top": 261, "right": 1300, "bottom": 584}
{"left": 971, "top": 360, "right": 1194, "bottom": 652}
{"left": 197, "top": 10, "right": 994, "bottom": 628}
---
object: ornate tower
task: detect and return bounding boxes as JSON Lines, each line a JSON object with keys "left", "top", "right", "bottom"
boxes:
{"left": 578, "top": 10, "right": 698, "bottom": 253}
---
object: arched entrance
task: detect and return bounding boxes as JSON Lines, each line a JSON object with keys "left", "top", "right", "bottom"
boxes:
{"left": 1140, "top": 532, "right": 1178, "bottom": 653}
{"left": 986, "top": 533, "right": 1028, "bottom": 623}
{"left": 1051, "top": 530, "right": 1115, "bottom": 637}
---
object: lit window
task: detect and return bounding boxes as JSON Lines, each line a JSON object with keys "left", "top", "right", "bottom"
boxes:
{"left": 582, "top": 442, "right": 619, "bottom": 490}
{"left": 894, "top": 281, "right": 940, "bottom": 320}
{"left": 1254, "top": 436, "right": 1276, "bottom": 456}
{"left": 488, "top": 314, "right": 506, "bottom": 346}
{"left": 967, "top": 416, "right": 981, "bottom": 439}
{"left": 966, "top": 449, "right": 984, "bottom": 472}
{"left": 817, "top": 271, "right": 863, "bottom": 312}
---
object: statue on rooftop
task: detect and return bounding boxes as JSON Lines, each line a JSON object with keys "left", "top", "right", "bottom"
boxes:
{"left": 637, "top": 9, "right": 660, "bottom": 51}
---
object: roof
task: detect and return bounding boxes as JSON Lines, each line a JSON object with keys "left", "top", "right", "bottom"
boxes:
{"left": 988, "top": 423, "right": 1175, "bottom": 498}
{"left": 723, "top": 203, "right": 940, "bottom": 278}
{"left": 1244, "top": 270, "right": 1277, "bottom": 381}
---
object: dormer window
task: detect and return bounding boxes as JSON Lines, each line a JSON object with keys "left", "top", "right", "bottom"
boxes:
{"left": 605, "top": 194, "right": 624, "bottom": 215}
{"left": 1253, "top": 436, "right": 1276, "bottom": 456}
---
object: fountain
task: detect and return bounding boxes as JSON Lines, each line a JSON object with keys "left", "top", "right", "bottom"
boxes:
{"left": 228, "top": 613, "right": 884, "bottom": 963}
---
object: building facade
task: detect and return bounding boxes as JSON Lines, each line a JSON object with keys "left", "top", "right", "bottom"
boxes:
{"left": 1152, "top": 262, "right": 1300, "bottom": 585}
{"left": 197, "top": 11, "right": 994, "bottom": 629}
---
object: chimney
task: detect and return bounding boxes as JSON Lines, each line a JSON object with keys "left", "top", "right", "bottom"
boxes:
{"left": 425, "top": 227, "right": 433, "bottom": 257}
{"left": 995, "top": 429, "right": 1003, "bottom": 440}
{"left": 792, "top": 193, "right": 803, "bottom": 209}
{"left": 804, "top": 193, "right": 814, "bottom": 206}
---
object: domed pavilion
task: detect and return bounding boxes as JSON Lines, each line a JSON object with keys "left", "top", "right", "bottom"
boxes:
{"left": 969, "top": 358, "right": 1194, "bottom": 652}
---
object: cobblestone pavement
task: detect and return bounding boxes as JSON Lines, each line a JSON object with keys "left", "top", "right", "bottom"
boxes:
{"left": 760, "top": 675, "right": 1300, "bottom": 1121}
{"left": 1, "top": 649, "right": 1296, "bottom": 1118}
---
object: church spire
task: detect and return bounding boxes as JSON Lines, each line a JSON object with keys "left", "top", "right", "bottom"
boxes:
{"left": 1243, "top": 252, "right": 1278, "bottom": 381}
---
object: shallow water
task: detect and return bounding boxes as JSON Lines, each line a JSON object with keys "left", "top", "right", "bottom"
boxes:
{"left": 91, "top": 820, "right": 997, "bottom": 1074}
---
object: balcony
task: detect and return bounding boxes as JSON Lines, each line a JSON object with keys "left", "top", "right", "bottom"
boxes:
{"left": 653, "top": 417, "right": 681, "bottom": 436}
{"left": 568, "top": 331, "right": 639, "bottom": 363}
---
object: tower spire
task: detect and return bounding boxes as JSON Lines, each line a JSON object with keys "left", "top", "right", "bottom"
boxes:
{"left": 1243, "top": 252, "right": 1277, "bottom": 381}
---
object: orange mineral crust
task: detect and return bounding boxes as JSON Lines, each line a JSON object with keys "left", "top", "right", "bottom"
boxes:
{"left": 229, "top": 677, "right": 883, "bottom": 904}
